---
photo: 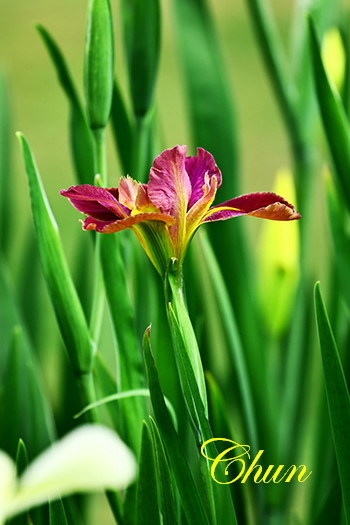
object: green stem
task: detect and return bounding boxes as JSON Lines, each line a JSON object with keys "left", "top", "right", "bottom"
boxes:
{"left": 165, "top": 258, "right": 208, "bottom": 417}
{"left": 89, "top": 127, "right": 107, "bottom": 344}
{"left": 93, "top": 127, "right": 107, "bottom": 184}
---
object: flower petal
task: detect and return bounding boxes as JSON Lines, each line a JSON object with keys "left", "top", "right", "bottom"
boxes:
{"left": 148, "top": 145, "right": 191, "bottom": 215}
{"left": 6, "top": 425, "right": 137, "bottom": 520}
{"left": 60, "top": 185, "right": 129, "bottom": 219}
{"left": 83, "top": 211, "right": 175, "bottom": 233}
{"left": 0, "top": 451, "right": 17, "bottom": 524}
{"left": 185, "top": 147, "right": 222, "bottom": 209}
{"left": 203, "top": 192, "right": 301, "bottom": 222}
{"left": 118, "top": 176, "right": 140, "bottom": 209}
{"left": 186, "top": 174, "right": 218, "bottom": 238}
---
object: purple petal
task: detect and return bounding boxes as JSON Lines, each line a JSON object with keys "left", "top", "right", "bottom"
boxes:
{"left": 185, "top": 148, "right": 222, "bottom": 209}
{"left": 147, "top": 146, "right": 191, "bottom": 216}
{"left": 60, "top": 185, "right": 129, "bottom": 220}
{"left": 83, "top": 211, "right": 175, "bottom": 233}
{"left": 203, "top": 192, "right": 301, "bottom": 222}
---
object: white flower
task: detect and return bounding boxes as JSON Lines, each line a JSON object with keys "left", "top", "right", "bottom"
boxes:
{"left": 0, "top": 424, "right": 136, "bottom": 524}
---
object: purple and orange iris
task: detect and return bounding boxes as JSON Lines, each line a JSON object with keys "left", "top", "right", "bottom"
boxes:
{"left": 61, "top": 145, "right": 301, "bottom": 274}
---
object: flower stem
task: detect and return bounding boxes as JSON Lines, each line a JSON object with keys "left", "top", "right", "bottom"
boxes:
{"left": 93, "top": 127, "right": 107, "bottom": 184}
{"left": 165, "top": 258, "right": 208, "bottom": 417}
{"left": 89, "top": 127, "right": 107, "bottom": 344}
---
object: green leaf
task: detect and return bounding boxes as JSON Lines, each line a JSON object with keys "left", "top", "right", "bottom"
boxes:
{"left": 0, "top": 326, "right": 55, "bottom": 459}
{"left": 49, "top": 500, "right": 69, "bottom": 525}
{"left": 85, "top": 0, "right": 114, "bottom": 129}
{"left": 17, "top": 133, "right": 94, "bottom": 375}
{"left": 36, "top": 25, "right": 95, "bottom": 184}
{"left": 136, "top": 422, "right": 161, "bottom": 525}
{"left": 314, "top": 282, "right": 350, "bottom": 523}
{"left": 122, "top": 0, "right": 160, "bottom": 118}
{"left": 110, "top": 81, "right": 134, "bottom": 174}
{"left": 148, "top": 417, "right": 178, "bottom": 525}
{"left": 309, "top": 17, "right": 350, "bottom": 209}
{"left": 325, "top": 172, "right": 350, "bottom": 309}
{"left": 16, "top": 439, "right": 29, "bottom": 476}
{"left": 100, "top": 233, "right": 146, "bottom": 452}
{"left": 142, "top": 327, "right": 211, "bottom": 525}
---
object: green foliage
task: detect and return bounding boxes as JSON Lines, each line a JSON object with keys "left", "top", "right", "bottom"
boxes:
{"left": 84, "top": 0, "right": 114, "bottom": 130}
{"left": 1, "top": 0, "right": 350, "bottom": 523}
{"left": 315, "top": 283, "right": 350, "bottom": 523}
{"left": 17, "top": 133, "right": 94, "bottom": 376}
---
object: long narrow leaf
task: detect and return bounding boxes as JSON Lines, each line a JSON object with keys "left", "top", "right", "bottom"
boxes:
{"left": 136, "top": 422, "right": 161, "bottom": 525}
{"left": 17, "top": 133, "right": 94, "bottom": 376}
{"left": 49, "top": 501, "right": 69, "bottom": 525}
{"left": 148, "top": 417, "right": 178, "bottom": 525}
{"left": 100, "top": 233, "right": 146, "bottom": 452}
{"left": 314, "top": 282, "right": 350, "bottom": 523}
{"left": 309, "top": 18, "right": 350, "bottom": 209}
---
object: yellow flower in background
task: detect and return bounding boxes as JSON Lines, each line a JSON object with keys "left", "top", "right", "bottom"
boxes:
{"left": 258, "top": 169, "right": 300, "bottom": 337}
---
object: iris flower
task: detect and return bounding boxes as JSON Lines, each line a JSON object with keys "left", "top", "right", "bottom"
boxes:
{"left": 61, "top": 145, "right": 300, "bottom": 274}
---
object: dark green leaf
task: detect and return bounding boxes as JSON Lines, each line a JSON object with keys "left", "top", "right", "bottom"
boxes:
{"left": 315, "top": 282, "right": 350, "bottom": 523}
{"left": 49, "top": 500, "right": 69, "bottom": 525}
{"left": 122, "top": 0, "right": 160, "bottom": 118}
{"left": 325, "top": 173, "right": 350, "bottom": 309}
{"left": 136, "top": 422, "right": 161, "bottom": 525}
{"left": 0, "top": 326, "right": 55, "bottom": 459}
{"left": 309, "top": 18, "right": 350, "bottom": 209}
{"left": 149, "top": 417, "right": 178, "bottom": 525}
{"left": 100, "top": 233, "right": 146, "bottom": 452}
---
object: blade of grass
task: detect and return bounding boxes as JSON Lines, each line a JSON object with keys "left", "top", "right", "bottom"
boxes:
{"left": 309, "top": 17, "right": 350, "bottom": 210}
{"left": 148, "top": 417, "right": 178, "bottom": 525}
{"left": 36, "top": 25, "right": 95, "bottom": 184}
{"left": 49, "top": 501, "right": 69, "bottom": 525}
{"left": 325, "top": 171, "right": 350, "bottom": 310}
{"left": 315, "top": 282, "right": 350, "bottom": 523}
{"left": 0, "top": 326, "right": 55, "bottom": 458}
{"left": 17, "top": 133, "right": 96, "bottom": 403}
{"left": 136, "top": 422, "right": 161, "bottom": 525}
